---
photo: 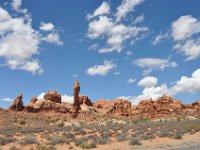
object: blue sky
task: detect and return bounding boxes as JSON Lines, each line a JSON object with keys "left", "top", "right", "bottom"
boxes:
{"left": 0, "top": 0, "right": 200, "bottom": 108}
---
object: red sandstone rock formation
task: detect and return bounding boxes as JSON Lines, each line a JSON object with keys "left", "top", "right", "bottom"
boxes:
{"left": 73, "top": 80, "right": 81, "bottom": 114}
{"left": 43, "top": 91, "right": 61, "bottom": 103}
{"left": 9, "top": 93, "right": 24, "bottom": 111}
{"left": 25, "top": 97, "right": 38, "bottom": 112}
{"left": 191, "top": 100, "right": 200, "bottom": 111}
{"left": 79, "top": 96, "right": 93, "bottom": 106}
{"left": 94, "top": 98, "right": 131, "bottom": 116}
{"left": 135, "top": 95, "right": 184, "bottom": 117}
{"left": 26, "top": 99, "right": 71, "bottom": 113}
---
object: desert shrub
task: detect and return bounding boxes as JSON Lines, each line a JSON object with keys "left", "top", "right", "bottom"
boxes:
{"left": 49, "top": 135, "right": 66, "bottom": 145}
{"left": 34, "top": 145, "right": 56, "bottom": 150}
{"left": 57, "top": 122, "right": 64, "bottom": 128}
{"left": 157, "top": 130, "right": 169, "bottom": 137}
{"left": 19, "top": 120, "right": 26, "bottom": 125}
{"left": 128, "top": 138, "right": 142, "bottom": 146}
{"left": 77, "top": 129, "right": 86, "bottom": 135}
{"left": 20, "top": 135, "right": 38, "bottom": 145}
{"left": 62, "top": 132, "right": 75, "bottom": 139}
{"left": 116, "top": 133, "right": 127, "bottom": 142}
{"left": 79, "top": 142, "right": 96, "bottom": 149}
{"left": 171, "top": 133, "right": 182, "bottom": 139}
{"left": 9, "top": 146, "right": 21, "bottom": 150}
{"left": 140, "top": 134, "right": 155, "bottom": 140}
{"left": 68, "top": 145, "right": 73, "bottom": 149}
{"left": 0, "top": 137, "right": 16, "bottom": 145}
{"left": 74, "top": 138, "right": 87, "bottom": 146}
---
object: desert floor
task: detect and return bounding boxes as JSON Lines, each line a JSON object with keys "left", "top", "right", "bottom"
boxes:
{"left": 0, "top": 111, "right": 200, "bottom": 150}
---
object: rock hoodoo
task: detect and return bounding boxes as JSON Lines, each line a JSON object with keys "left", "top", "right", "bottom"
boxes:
{"left": 9, "top": 93, "right": 24, "bottom": 111}
{"left": 43, "top": 90, "right": 61, "bottom": 103}
{"left": 73, "top": 80, "right": 81, "bottom": 114}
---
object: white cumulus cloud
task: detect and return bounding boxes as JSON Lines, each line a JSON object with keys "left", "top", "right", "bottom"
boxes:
{"left": 87, "top": 2, "right": 110, "bottom": 20}
{"left": 154, "top": 15, "right": 200, "bottom": 60}
{"left": 86, "top": 0, "right": 148, "bottom": 53}
{"left": 127, "top": 78, "right": 136, "bottom": 84}
{"left": 171, "top": 15, "right": 200, "bottom": 41}
{"left": 11, "top": 0, "right": 27, "bottom": 14}
{"left": 86, "top": 60, "right": 116, "bottom": 76}
{"left": 115, "top": 0, "right": 144, "bottom": 22}
{"left": 0, "top": 3, "right": 62, "bottom": 74}
{"left": 1, "top": 98, "right": 14, "bottom": 102}
{"left": 138, "top": 76, "right": 158, "bottom": 88}
{"left": 169, "top": 68, "right": 200, "bottom": 96}
{"left": 133, "top": 58, "right": 178, "bottom": 76}
{"left": 40, "top": 22, "right": 55, "bottom": 31}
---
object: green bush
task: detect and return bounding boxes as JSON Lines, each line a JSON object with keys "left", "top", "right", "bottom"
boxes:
{"left": 9, "top": 146, "right": 21, "bottom": 150}
{"left": 49, "top": 135, "right": 66, "bottom": 145}
{"left": 0, "top": 137, "right": 16, "bottom": 145}
{"left": 20, "top": 135, "right": 38, "bottom": 145}
{"left": 79, "top": 142, "right": 96, "bottom": 149}
{"left": 34, "top": 145, "right": 56, "bottom": 150}
{"left": 128, "top": 138, "right": 142, "bottom": 146}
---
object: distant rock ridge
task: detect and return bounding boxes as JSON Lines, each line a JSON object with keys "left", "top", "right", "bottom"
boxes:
{"left": 5, "top": 81, "right": 200, "bottom": 118}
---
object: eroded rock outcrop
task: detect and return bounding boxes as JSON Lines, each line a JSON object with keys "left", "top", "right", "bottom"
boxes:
{"left": 79, "top": 96, "right": 93, "bottom": 106}
{"left": 25, "top": 97, "right": 38, "bottom": 112}
{"left": 94, "top": 98, "right": 131, "bottom": 116}
{"left": 135, "top": 95, "right": 184, "bottom": 117}
{"left": 9, "top": 93, "right": 24, "bottom": 111}
{"left": 191, "top": 100, "right": 200, "bottom": 111}
{"left": 26, "top": 98, "right": 71, "bottom": 113}
{"left": 43, "top": 91, "right": 61, "bottom": 103}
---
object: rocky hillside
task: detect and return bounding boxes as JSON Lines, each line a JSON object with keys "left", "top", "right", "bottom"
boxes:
{"left": 5, "top": 80, "right": 200, "bottom": 118}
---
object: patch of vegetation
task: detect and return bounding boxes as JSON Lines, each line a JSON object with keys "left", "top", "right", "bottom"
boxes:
{"left": 49, "top": 135, "right": 67, "bottom": 145}
{"left": 32, "top": 145, "right": 56, "bottom": 150}
{"left": 0, "top": 137, "right": 16, "bottom": 145}
{"left": 18, "top": 120, "right": 26, "bottom": 125}
{"left": 128, "top": 138, "right": 142, "bottom": 146}
{"left": 9, "top": 146, "right": 21, "bottom": 150}
{"left": 62, "top": 132, "right": 75, "bottom": 139}
{"left": 79, "top": 142, "right": 96, "bottom": 149}
{"left": 116, "top": 133, "right": 127, "bottom": 142}
{"left": 19, "top": 135, "right": 38, "bottom": 145}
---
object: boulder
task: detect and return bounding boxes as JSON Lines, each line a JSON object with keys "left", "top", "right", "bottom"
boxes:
{"left": 43, "top": 91, "right": 61, "bottom": 103}
{"left": 9, "top": 93, "right": 24, "bottom": 111}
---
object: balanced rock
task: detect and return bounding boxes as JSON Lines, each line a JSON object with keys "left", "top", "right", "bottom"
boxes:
{"left": 9, "top": 93, "right": 24, "bottom": 111}
{"left": 43, "top": 91, "right": 61, "bottom": 103}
